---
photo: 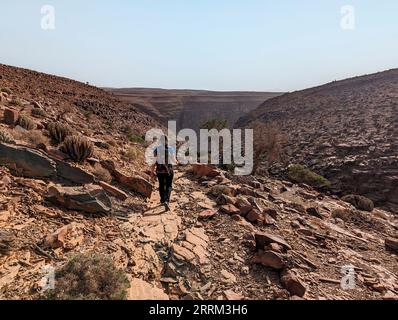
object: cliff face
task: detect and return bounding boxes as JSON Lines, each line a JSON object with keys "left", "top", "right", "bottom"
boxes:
{"left": 236, "top": 69, "right": 398, "bottom": 211}
{"left": 108, "top": 88, "right": 282, "bottom": 132}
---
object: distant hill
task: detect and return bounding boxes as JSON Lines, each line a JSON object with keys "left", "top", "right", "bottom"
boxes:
{"left": 236, "top": 69, "right": 398, "bottom": 210}
{"left": 106, "top": 88, "right": 282, "bottom": 132}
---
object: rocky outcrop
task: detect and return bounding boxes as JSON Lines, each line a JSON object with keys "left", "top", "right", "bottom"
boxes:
{"left": 0, "top": 143, "right": 98, "bottom": 186}
{"left": 0, "top": 143, "right": 56, "bottom": 178}
{"left": 47, "top": 184, "right": 112, "bottom": 214}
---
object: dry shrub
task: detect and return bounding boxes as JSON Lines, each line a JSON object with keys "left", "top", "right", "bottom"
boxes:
{"left": 47, "top": 122, "right": 73, "bottom": 143}
{"left": 26, "top": 130, "right": 48, "bottom": 147}
{"left": 46, "top": 253, "right": 130, "bottom": 300}
{"left": 93, "top": 164, "right": 112, "bottom": 183}
{"left": 60, "top": 135, "right": 94, "bottom": 162}
{"left": 252, "top": 121, "right": 285, "bottom": 174}
{"left": 31, "top": 108, "right": 47, "bottom": 118}
{"left": 16, "top": 115, "right": 36, "bottom": 130}
{"left": 0, "top": 129, "right": 15, "bottom": 144}
{"left": 341, "top": 194, "right": 374, "bottom": 212}
{"left": 0, "top": 88, "right": 12, "bottom": 95}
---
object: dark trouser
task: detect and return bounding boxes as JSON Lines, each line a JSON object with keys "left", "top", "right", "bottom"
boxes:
{"left": 157, "top": 172, "right": 174, "bottom": 204}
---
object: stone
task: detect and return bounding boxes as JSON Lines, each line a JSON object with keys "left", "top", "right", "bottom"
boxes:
{"left": 254, "top": 231, "right": 291, "bottom": 251}
{"left": 54, "top": 159, "right": 95, "bottom": 185}
{"left": 263, "top": 208, "right": 278, "bottom": 220}
{"left": 128, "top": 278, "right": 169, "bottom": 300}
{"left": 172, "top": 244, "right": 196, "bottom": 263}
{"left": 224, "top": 290, "right": 244, "bottom": 300}
{"left": 198, "top": 209, "right": 217, "bottom": 220}
{"left": 0, "top": 143, "right": 56, "bottom": 178}
{"left": 99, "top": 181, "right": 128, "bottom": 201}
{"left": 3, "top": 108, "right": 19, "bottom": 125}
{"left": 221, "top": 269, "right": 236, "bottom": 284}
{"left": 216, "top": 194, "right": 236, "bottom": 205}
{"left": 31, "top": 101, "right": 44, "bottom": 109}
{"left": 220, "top": 204, "right": 240, "bottom": 215}
{"left": 114, "top": 170, "right": 153, "bottom": 198}
{"left": 43, "top": 224, "right": 73, "bottom": 249}
{"left": 251, "top": 250, "right": 286, "bottom": 270}
{"left": 191, "top": 164, "right": 220, "bottom": 178}
{"left": 306, "top": 207, "right": 323, "bottom": 219}
{"left": 246, "top": 209, "right": 263, "bottom": 223}
{"left": 0, "top": 229, "right": 14, "bottom": 255}
{"left": 47, "top": 184, "right": 112, "bottom": 214}
{"left": 385, "top": 238, "right": 398, "bottom": 253}
{"left": 280, "top": 270, "right": 307, "bottom": 297}
{"left": 209, "top": 185, "right": 236, "bottom": 197}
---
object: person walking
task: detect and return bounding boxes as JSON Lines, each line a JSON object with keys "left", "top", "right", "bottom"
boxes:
{"left": 151, "top": 135, "right": 177, "bottom": 211}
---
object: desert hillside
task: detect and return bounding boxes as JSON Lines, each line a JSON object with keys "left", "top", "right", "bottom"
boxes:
{"left": 0, "top": 65, "right": 397, "bottom": 301}
{"left": 236, "top": 69, "right": 398, "bottom": 211}
{"left": 108, "top": 88, "right": 282, "bottom": 132}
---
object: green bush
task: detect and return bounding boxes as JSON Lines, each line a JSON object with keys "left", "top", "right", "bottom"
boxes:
{"left": 60, "top": 135, "right": 94, "bottom": 162}
{"left": 287, "top": 164, "right": 331, "bottom": 188}
{"left": 16, "top": 115, "right": 36, "bottom": 130}
{"left": 341, "top": 194, "right": 374, "bottom": 212}
{"left": 46, "top": 253, "right": 130, "bottom": 300}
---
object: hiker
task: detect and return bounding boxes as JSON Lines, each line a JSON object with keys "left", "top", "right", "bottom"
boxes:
{"left": 151, "top": 135, "right": 177, "bottom": 211}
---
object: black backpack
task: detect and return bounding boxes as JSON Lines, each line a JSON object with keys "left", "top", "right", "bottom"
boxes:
{"left": 155, "top": 146, "right": 173, "bottom": 175}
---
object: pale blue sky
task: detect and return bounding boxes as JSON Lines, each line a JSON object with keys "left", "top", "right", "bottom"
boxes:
{"left": 1, "top": 0, "right": 397, "bottom": 91}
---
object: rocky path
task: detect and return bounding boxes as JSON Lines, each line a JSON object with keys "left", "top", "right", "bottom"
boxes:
{"left": 127, "top": 167, "right": 398, "bottom": 301}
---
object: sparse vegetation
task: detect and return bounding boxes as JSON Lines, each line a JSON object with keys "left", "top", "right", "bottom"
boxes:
{"left": 287, "top": 164, "right": 331, "bottom": 188}
{"left": 9, "top": 97, "right": 23, "bottom": 107}
{"left": 93, "top": 164, "right": 112, "bottom": 183}
{"left": 252, "top": 121, "right": 285, "bottom": 174}
{"left": 16, "top": 115, "right": 36, "bottom": 130}
{"left": 47, "top": 122, "right": 73, "bottom": 143}
{"left": 341, "top": 194, "right": 374, "bottom": 212}
{"left": 26, "top": 130, "right": 48, "bottom": 147}
{"left": 31, "top": 108, "right": 47, "bottom": 118}
{"left": 46, "top": 253, "right": 130, "bottom": 300}
{"left": 60, "top": 135, "right": 94, "bottom": 162}
{"left": 60, "top": 104, "right": 74, "bottom": 117}
{"left": 201, "top": 117, "right": 228, "bottom": 131}
{"left": 0, "top": 88, "right": 12, "bottom": 95}
{"left": 0, "top": 129, "right": 15, "bottom": 144}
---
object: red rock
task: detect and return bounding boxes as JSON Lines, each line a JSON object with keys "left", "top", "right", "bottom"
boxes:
{"left": 246, "top": 209, "right": 262, "bottom": 223}
{"left": 198, "top": 209, "right": 217, "bottom": 219}
{"left": 114, "top": 170, "right": 153, "bottom": 198}
{"left": 43, "top": 224, "right": 73, "bottom": 249}
{"left": 191, "top": 164, "right": 220, "bottom": 178}
{"left": 264, "top": 208, "right": 278, "bottom": 219}
{"left": 223, "top": 290, "right": 244, "bottom": 300}
{"left": 3, "top": 108, "right": 19, "bottom": 125}
{"left": 220, "top": 204, "right": 240, "bottom": 215}
{"left": 99, "top": 181, "right": 128, "bottom": 201}
{"left": 280, "top": 270, "right": 307, "bottom": 297}
{"left": 251, "top": 250, "right": 286, "bottom": 269}
{"left": 255, "top": 231, "right": 291, "bottom": 251}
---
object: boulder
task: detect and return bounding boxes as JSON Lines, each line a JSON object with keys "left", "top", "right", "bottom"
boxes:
{"left": 280, "top": 270, "right": 307, "bottom": 297}
{"left": 54, "top": 159, "right": 95, "bottom": 185}
{"left": 113, "top": 169, "right": 153, "bottom": 198}
{"left": 254, "top": 231, "right": 291, "bottom": 251}
{"left": 128, "top": 278, "right": 169, "bottom": 300}
{"left": 209, "top": 185, "right": 237, "bottom": 197}
{"left": 219, "top": 204, "right": 240, "bottom": 215}
{"left": 246, "top": 209, "right": 263, "bottom": 223}
{"left": 191, "top": 164, "right": 220, "bottom": 178}
{"left": 0, "top": 143, "right": 56, "bottom": 178}
{"left": 3, "top": 108, "right": 19, "bottom": 125}
{"left": 251, "top": 250, "right": 286, "bottom": 270}
{"left": 47, "top": 184, "right": 112, "bottom": 214}
{"left": 198, "top": 209, "right": 217, "bottom": 220}
{"left": 99, "top": 181, "right": 128, "bottom": 201}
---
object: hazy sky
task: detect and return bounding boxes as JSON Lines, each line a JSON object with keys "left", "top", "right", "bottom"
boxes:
{"left": 1, "top": 0, "right": 397, "bottom": 91}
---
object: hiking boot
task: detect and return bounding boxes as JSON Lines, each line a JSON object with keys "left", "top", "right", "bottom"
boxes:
{"left": 164, "top": 202, "right": 171, "bottom": 212}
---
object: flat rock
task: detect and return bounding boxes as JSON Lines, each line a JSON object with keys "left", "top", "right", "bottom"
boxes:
{"left": 254, "top": 231, "right": 291, "bottom": 251}
{"left": 128, "top": 278, "right": 169, "bottom": 300}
